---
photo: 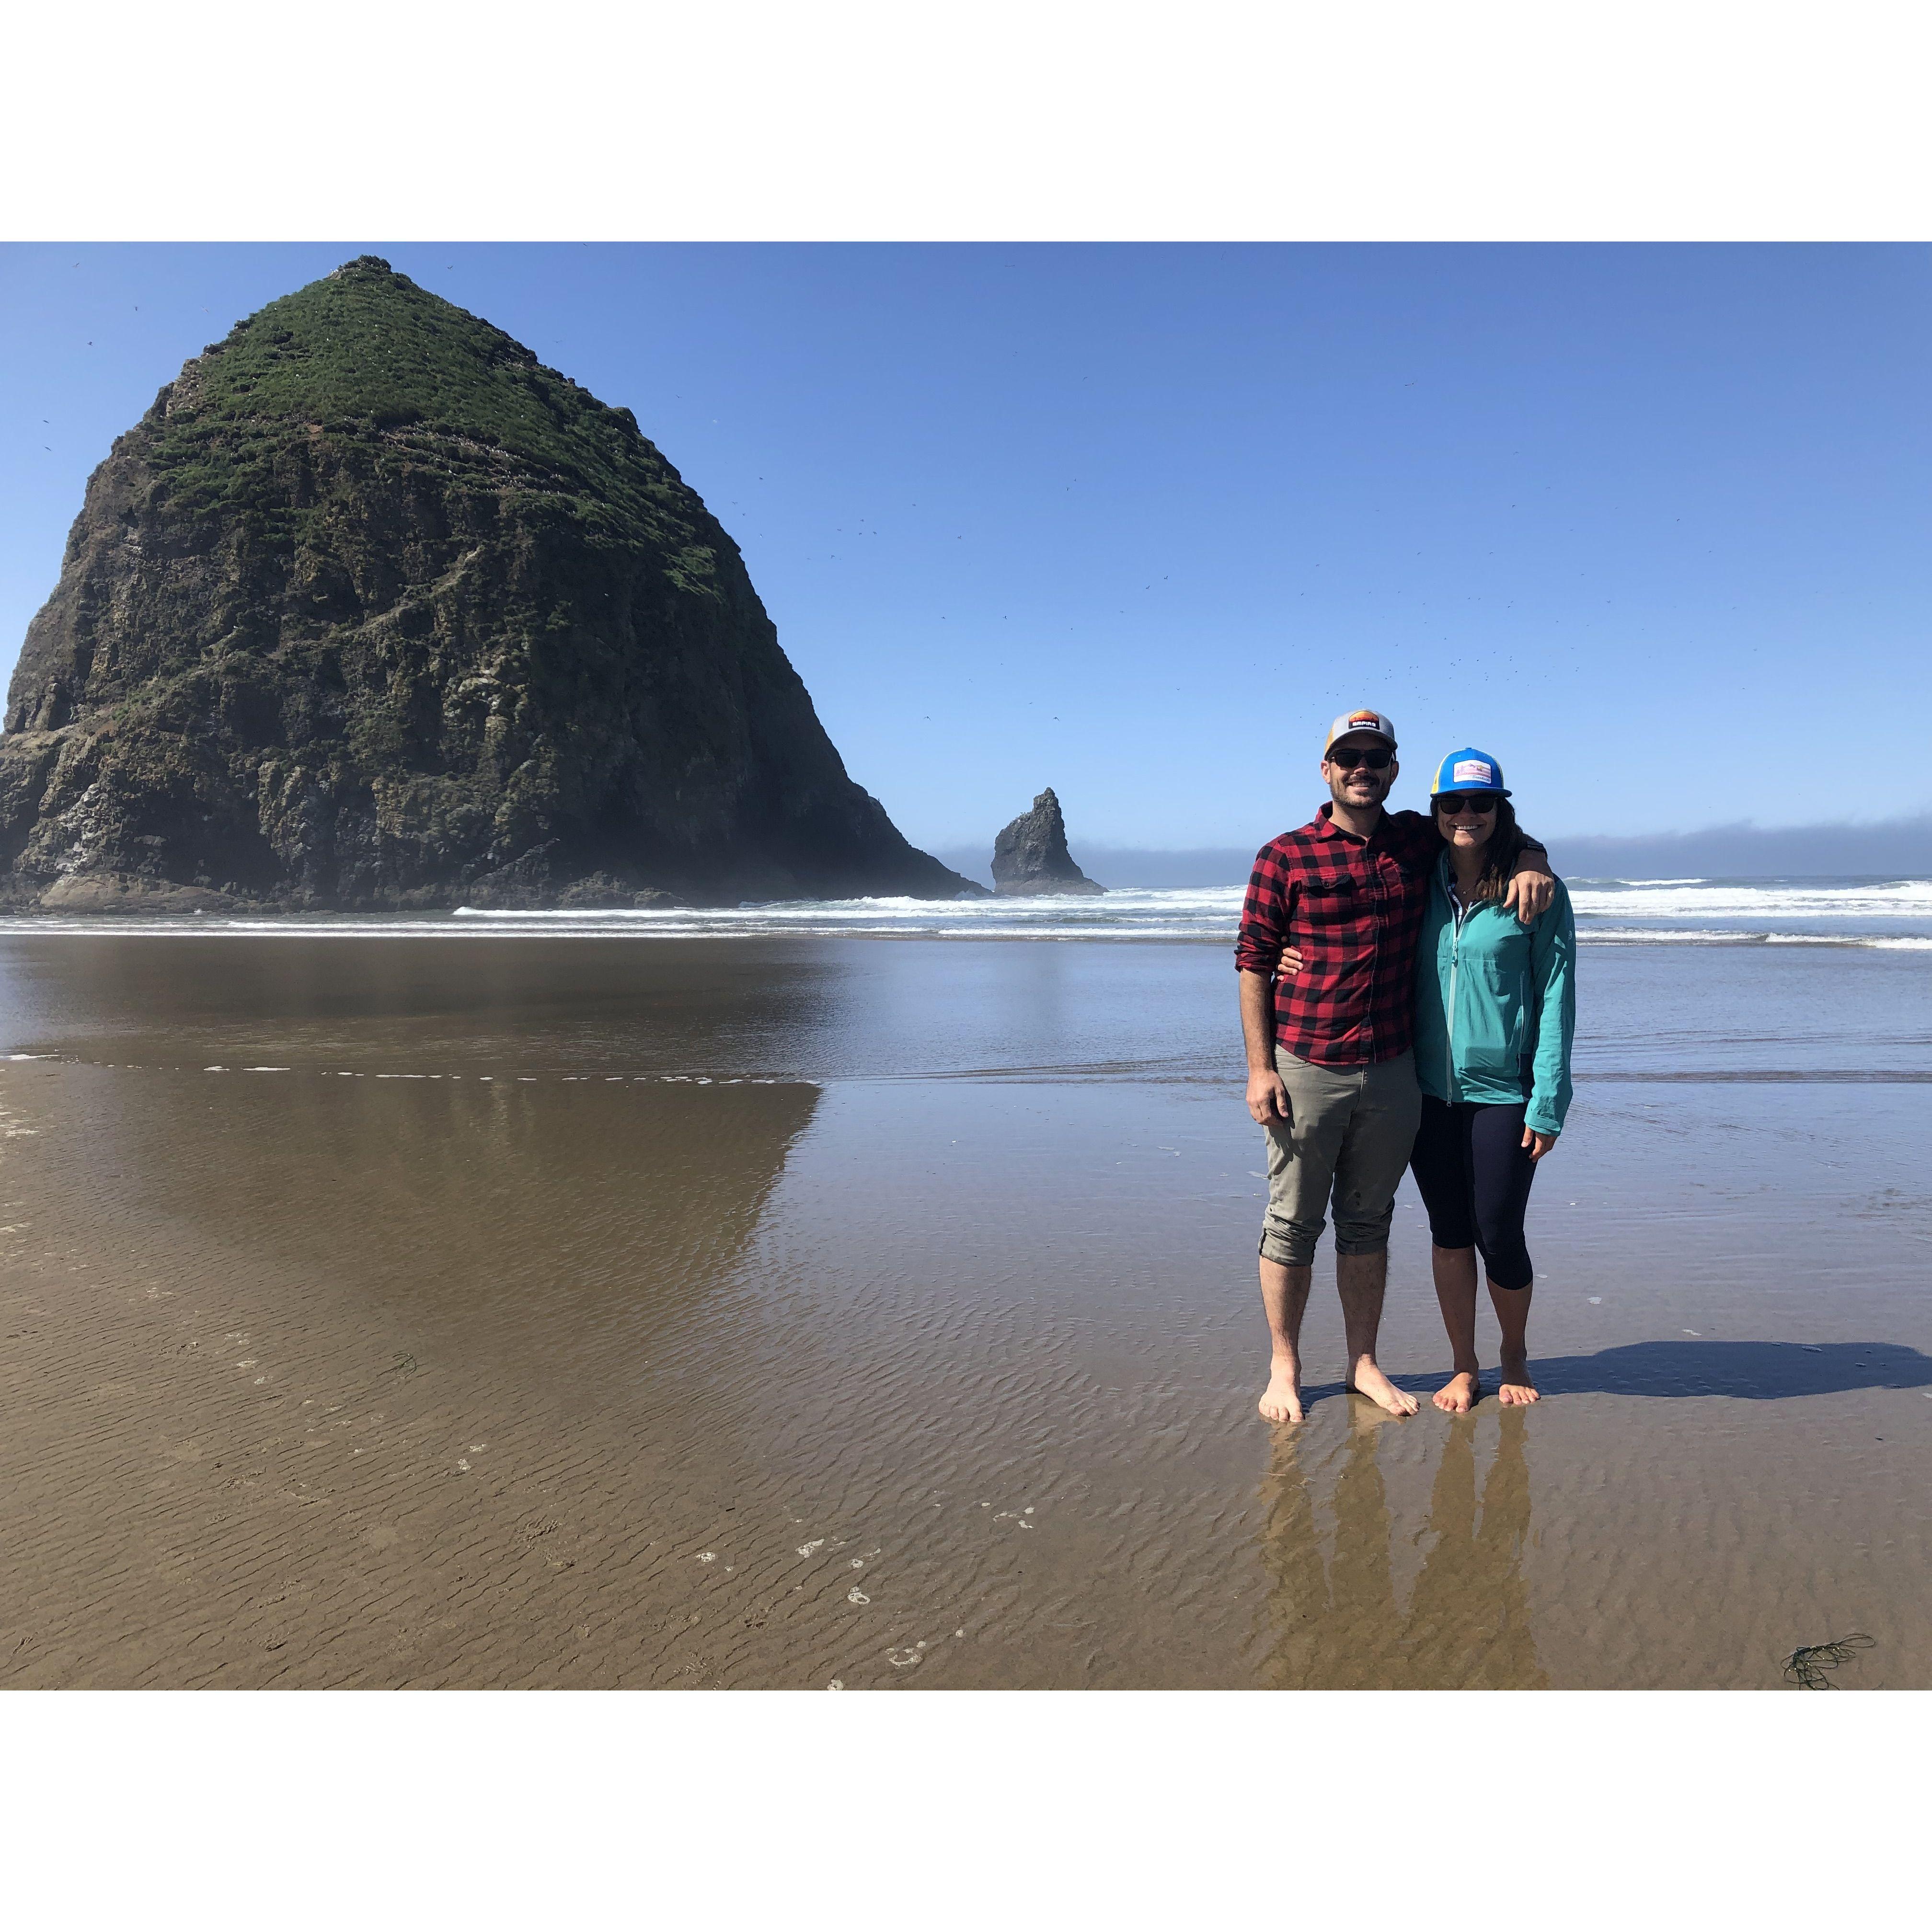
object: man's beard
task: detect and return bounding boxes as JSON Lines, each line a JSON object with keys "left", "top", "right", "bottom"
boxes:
{"left": 1330, "top": 781, "right": 1388, "bottom": 809}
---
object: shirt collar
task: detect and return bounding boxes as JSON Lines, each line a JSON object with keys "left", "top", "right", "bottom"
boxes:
{"left": 1312, "top": 801, "right": 1382, "bottom": 846}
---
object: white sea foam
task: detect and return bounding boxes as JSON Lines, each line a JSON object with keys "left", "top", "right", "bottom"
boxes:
{"left": 1570, "top": 879, "right": 1932, "bottom": 919}
{"left": 452, "top": 886, "right": 1246, "bottom": 935}
{"left": 1583, "top": 927, "right": 1932, "bottom": 949}
{"left": 0, "top": 887, "right": 1248, "bottom": 943}
{"left": 1770, "top": 933, "right": 1932, "bottom": 951}
{"left": 0, "top": 876, "right": 1928, "bottom": 949}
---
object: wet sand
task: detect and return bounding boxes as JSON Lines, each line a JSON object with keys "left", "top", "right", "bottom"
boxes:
{"left": 2, "top": 935, "right": 1930, "bottom": 1687}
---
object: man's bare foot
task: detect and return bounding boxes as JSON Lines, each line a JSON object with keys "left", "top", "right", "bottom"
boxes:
{"left": 1260, "top": 1361, "right": 1305, "bottom": 1424}
{"left": 1433, "top": 1368, "right": 1481, "bottom": 1414}
{"left": 1497, "top": 1352, "right": 1540, "bottom": 1405}
{"left": 1259, "top": 1359, "right": 1305, "bottom": 1424}
{"left": 1346, "top": 1358, "right": 1419, "bottom": 1417}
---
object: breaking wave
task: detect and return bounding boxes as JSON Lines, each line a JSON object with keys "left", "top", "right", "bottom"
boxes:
{"left": 0, "top": 875, "right": 1927, "bottom": 948}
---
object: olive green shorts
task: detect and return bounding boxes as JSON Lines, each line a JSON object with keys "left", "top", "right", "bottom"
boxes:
{"left": 1259, "top": 1047, "right": 1423, "bottom": 1268}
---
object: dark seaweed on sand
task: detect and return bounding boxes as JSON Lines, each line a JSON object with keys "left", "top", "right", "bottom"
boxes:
{"left": 1781, "top": 1633, "right": 1874, "bottom": 1689}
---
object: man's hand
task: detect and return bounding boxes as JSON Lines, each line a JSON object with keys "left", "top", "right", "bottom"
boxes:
{"left": 1522, "top": 1126, "right": 1557, "bottom": 1162}
{"left": 1237, "top": 969, "right": 1286, "bottom": 1125}
{"left": 1503, "top": 849, "right": 1556, "bottom": 924}
{"left": 1248, "top": 1067, "right": 1291, "bottom": 1127}
{"left": 1277, "top": 949, "right": 1304, "bottom": 976}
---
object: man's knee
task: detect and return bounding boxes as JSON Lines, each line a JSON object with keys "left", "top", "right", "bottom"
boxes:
{"left": 1331, "top": 1162, "right": 1401, "bottom": 1255}
{"left": 1260, "top": 1218, "right": 1323, "bottom": 1269}
{"left": 1332, "top": 1208, "right": 1395, "bottom": 1257}
{"left": 1329, "top": 1121, "right": 1414, "bottom": 1259}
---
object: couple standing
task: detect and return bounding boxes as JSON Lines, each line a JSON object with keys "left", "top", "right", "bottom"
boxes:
{"left": 1236, "top": 707, "right": 1576, "bottom": 1423}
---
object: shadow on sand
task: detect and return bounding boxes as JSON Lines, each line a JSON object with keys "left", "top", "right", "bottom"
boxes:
{"left": 1504, "top": 1339, "right": 1932, "bottom": 1399}
{"left": 1297, "top": 1339, "right": 1932, "bottom": 1406}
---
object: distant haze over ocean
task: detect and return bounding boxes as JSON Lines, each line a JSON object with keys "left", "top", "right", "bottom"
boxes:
{"left": 936, "top": 814, "right": 1932, "bottom": 889}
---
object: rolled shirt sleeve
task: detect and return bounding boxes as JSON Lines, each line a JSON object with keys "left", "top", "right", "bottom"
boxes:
{"left": 1235, "top": 844, "right": 1293, "bottom": 977}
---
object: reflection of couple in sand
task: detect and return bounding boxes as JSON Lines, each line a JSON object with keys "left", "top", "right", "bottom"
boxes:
{"left": 1260, "top": 1407, "right": 1547, "bottom": 1690}
{"left": 1237, "top": 709, "right": 1576, "bottom": 1422}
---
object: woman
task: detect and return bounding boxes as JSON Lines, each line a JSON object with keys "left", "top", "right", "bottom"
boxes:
{"left": 1410, "top": 748, "right": 1575, "bottom": 1413}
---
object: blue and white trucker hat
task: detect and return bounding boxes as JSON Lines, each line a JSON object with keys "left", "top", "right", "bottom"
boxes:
{"left": 1430, "top": 748, "right": 1511, "bottom": 796}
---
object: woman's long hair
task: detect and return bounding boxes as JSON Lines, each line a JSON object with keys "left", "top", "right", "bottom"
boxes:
{"left": 1445, "top": 795, "right": 1536, "bottom": 901}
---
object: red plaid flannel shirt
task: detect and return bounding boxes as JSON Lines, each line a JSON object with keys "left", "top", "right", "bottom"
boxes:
{"left": 1235, "top": 804, "right": 1441, "bottom": 1066}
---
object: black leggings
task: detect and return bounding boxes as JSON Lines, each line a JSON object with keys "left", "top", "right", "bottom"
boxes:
{"left": 1408, "top": 1096, "right": 1539, "bottom": 1292}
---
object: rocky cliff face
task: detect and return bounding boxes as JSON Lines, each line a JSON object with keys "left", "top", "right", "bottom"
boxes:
{"left": 991, "top": 788, "right": 1104, "bottom": 897}
{"left": 0, "top": 257, "right": 975, "bottom": 911}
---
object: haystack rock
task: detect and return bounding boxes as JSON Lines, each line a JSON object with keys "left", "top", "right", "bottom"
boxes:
{"left": 991, "top": 788, "right": 1104, "bottom": 897}
{"left": 0, "top": 256, "right": 979, "bottom": 911}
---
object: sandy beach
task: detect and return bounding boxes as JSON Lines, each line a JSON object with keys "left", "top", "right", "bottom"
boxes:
{"left": 2, "top": 932, "right": 1930, "bottom": 1688}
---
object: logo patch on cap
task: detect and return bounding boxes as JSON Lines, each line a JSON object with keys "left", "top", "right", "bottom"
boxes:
{"left": 1348, "top": 711, "right": 1383, "bottom": 731}
{"left": 1452, "top": 759, "right": 1495, "bottom": 787}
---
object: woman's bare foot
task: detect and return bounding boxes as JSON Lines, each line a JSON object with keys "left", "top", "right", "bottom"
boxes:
{"left": 1433, "top": 1368, "right": 1481, "bottom": 1414}
{"left": 1346, "top": 1357, "right": 1419, "bottom": 1417}
{"left": 1497, "top": 1352, "right": 1540, "bottom": 1405}
{"left": 1259, "top": 1359, "right": 1305, "bottom": 1424}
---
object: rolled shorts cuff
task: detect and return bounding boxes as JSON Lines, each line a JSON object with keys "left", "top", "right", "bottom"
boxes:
{"left": 1332, "top": 1208, "right": 1397, "bottom": 1256}
{"left": 1331, "top": 1230, "right": 1394, "bottom": 1256}
{"left": 1259, "top": 1222, "right": 1322, "bottom": 1269}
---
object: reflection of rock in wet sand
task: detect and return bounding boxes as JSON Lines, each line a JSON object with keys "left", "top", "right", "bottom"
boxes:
{"left": 0, "top": 1057, "right": 828, "bottom": 1687}
{"left": 3, "top": 934, "right": 826, "bottom": 1075}
{"left": 1259, "top": 1409, "right": 1547, "bottom": 1690}
{"left": 94, "top": 1067, "right": 820, "bottom": 1403}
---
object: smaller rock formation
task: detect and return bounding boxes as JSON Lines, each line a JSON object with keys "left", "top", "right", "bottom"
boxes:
{"left": 991, "top": 788, "right": 1104, "bottom": 897}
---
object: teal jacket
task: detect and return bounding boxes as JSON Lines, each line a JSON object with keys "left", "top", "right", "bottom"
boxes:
{"left": 1414, "top": 854, "right": 1576, "bottom": 1136}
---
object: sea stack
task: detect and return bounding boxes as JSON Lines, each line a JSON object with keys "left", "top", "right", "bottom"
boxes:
{"left": 991, "top": 788, "right": 1104, "bottom": 897}
{"left": 0, "top": 257, "right": 977, "bottom": 911}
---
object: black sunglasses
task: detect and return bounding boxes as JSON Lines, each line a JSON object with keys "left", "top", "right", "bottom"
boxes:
{"left": 1326, "top": 745, "right": 1393, "bottom": 770}
{"left": 1434, "top": 792, "right": 1500, "bottom": 815}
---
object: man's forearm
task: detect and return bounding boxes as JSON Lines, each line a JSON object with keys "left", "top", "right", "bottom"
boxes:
{"left": 1239, "top": 969, "right": 1277, "bottom": 1071}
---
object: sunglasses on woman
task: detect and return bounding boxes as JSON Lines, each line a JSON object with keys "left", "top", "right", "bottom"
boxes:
{"left": 1326, "top": 745, "right": 1393, "bottom": 770}
{"left": 1434, "top": 793, "right": 1499, "bottom": 816}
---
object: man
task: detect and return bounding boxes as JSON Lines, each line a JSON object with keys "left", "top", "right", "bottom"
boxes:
{"left": 1236, "top": 708, "right": 1554, "bottom": 1423}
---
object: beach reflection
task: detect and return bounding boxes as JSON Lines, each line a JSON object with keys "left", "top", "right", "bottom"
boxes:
{"left": 1260, "top": 1409, "right": 1546, "bottom": 1690}
{"left": 78, "top": 1063, "right": 822, "bottom": 1405}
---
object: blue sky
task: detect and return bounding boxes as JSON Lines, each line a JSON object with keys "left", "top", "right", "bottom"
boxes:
{"left": 1, "top": 243, "right": 1926, "bottom": 854}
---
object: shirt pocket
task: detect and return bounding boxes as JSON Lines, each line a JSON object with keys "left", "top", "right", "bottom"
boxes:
{"left": 1301, "top": 869, "right": 1357, "bottom": 914}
